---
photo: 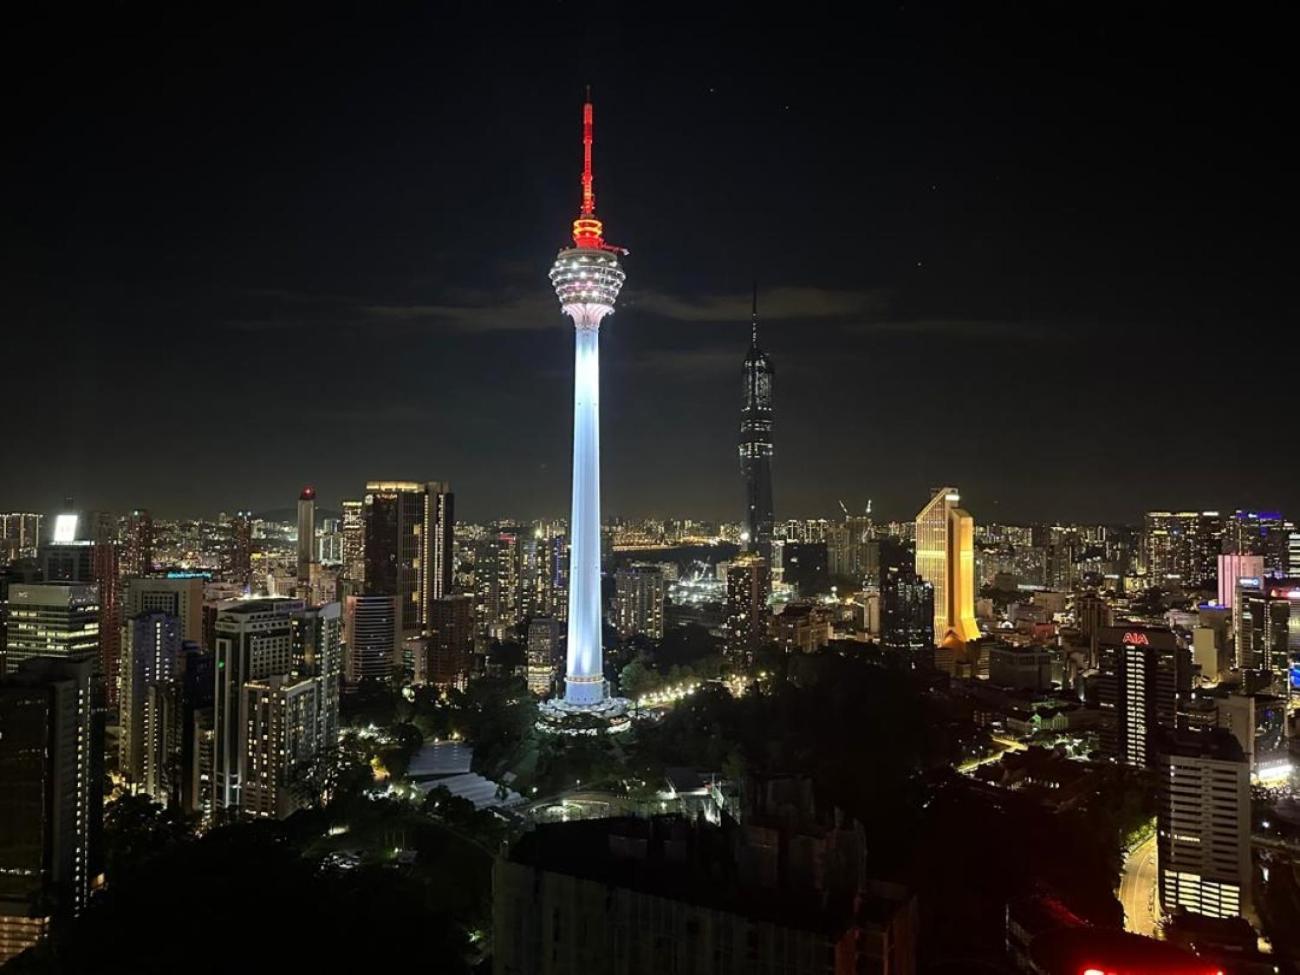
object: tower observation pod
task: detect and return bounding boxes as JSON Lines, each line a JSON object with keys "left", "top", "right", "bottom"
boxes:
{"left": 540, "top": 91, "right": 631, "bottom": 734}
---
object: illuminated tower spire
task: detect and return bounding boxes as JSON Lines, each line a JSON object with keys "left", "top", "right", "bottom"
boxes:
{"left": 546, "top": 93, "right": 628, "bottom": 717}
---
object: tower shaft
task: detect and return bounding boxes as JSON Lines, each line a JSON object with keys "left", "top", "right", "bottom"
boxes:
{"left": 563, "top": 312, "right": 607, "bottom": 704}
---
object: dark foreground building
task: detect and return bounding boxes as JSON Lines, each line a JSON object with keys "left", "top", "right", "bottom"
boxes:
{"left": 494, "top": 807, "right": 915, "bottom": 974}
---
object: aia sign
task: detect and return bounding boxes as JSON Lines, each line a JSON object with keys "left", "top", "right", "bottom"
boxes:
{"left": 1122, "top": 631, "right": 1150, "bottom": 646}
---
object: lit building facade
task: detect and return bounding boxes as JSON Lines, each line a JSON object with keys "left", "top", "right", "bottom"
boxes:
{"left": 724, "top": 554, "right": 771, "bottom": 659}
{"left": 125, "top": 575, "right": 204, "bottom": 647}
{"left": 344, "top": 593, "right": 399, "bottom": 684}
{"left": 547, "top": 93, "right": 627, "bottom": 711}
{"left": 739, "top": 290, "right": 775, "bottom": 554}
{"left": 1225, "top": 509, "right": 1292, "bottom": 576}
{"left": 0, "top": 656, "right": 97, "bottom": 964}
{"left": 297, "top": 486, "right": 316, "bottom": 585}
{"left": 614, "top": 563, "right": 666, "bottom": 641}
{"left": 1096, "top": 625, "right": 1191, "bottom": 767}
{"left": 3, "top": 583, "right": 100, "bottom": 674}
{"left": 362, "top": 480, "right": 453, "bottom": 637}
{"left": 1158, "top": 730, "right": 1251, "bottom": 920}
{"left": 526, "top": 616, "right": 562, "bottom": 696}
{"left": 1217, "top": 552, "right": 1265, "bottom": 609}
{"left": 914, "top": 487, "right": 979, "bottom": 647}
{"left": 1142, "top": 510, "right": 1222, "bottom": 588}
{"left": 119, "top": 612, "right": 184, "bottom": 805}
{"left": 340, "top": 499, "right": 365, "bottom": 584}
{"left": 0, "top": 513, "right": 42, "bottom": 563}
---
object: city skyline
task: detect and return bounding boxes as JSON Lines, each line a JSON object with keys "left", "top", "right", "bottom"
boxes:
{"left": 6, "top": 8, "right": 1296, "bottom": 523}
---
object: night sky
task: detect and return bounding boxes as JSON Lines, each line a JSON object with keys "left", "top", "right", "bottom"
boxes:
{"left": 5, "top": 6, "right": 1295, "bottom": 525}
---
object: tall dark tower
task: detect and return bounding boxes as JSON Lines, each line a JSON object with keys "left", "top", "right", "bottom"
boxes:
{"left": 739, "top": 287, "right": 775, "bottom": 552}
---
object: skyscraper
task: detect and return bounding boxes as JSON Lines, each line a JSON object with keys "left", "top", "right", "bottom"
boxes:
{"left": 0, "top": 513, "right": 42, "bottom": 564}
{"left": 878, "top": 538, "right": 935, "bottom": 662}
{"left": 123, "top": 508, "right": 154, "bottom": 577}
{"left": 547, "top": 92, "right": 627, "bottom": 714}
{"left": 297, "top": 486, "right": 316, "bottom": 584}
{"left": 739, "top": 288, "right": 775, "bottom": 553}
{"left": 340, "top": 499, "right": 365, "bottom": 584}
{"left": 1096, "top": 625, "right": 1191, "bottom": 767}
{"left": 119, "top": 612, "right": 184, "bottom": 805}
{"left": 1142, "top": 510, "right": 1221, "bottom": 588}
{"left": 362, "top": 480, "right": 453, "bottom": 637}
{"left": 914, "top": 487, "right": 980, "bottom": 647}
{"left": 226, "top": 512, "right": 253, "bottom": 589}
{"left": 1224, "top": 509, "right": 1291, "bottom": 575}
{"left": 724, "top": 554, "right": 771, "bottom": 660}
{"left": 343, "top": 593, "right": 399, "bottom": 684}
{"left": 0, "top": 656, "right": 97, "bottom": 963}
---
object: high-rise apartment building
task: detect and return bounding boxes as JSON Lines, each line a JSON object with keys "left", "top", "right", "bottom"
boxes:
{"left": 1234, "top": 577, "right": 1297, "bottom": 673}
{"left": 291, "top": 602, "right": 342, "bottom": 747}
{"left": 739, "top": 290, "right": 776, "bottom": 555}
{"left": 724, "top": 554, "right": 771, "bottom": 659}
{"left": 914, "top": 487, "right": 979, "bottom": 647}
{"left": 1158, "top": 730, "right": 1251, "bottom": 921}
{"left": 119, "top": 612, "right": 184, "bottom": 805}
{"left": 211, "top": 598, "right": 303, "bottom": 816}
{"left": 1096, "top": 626, "right": 1191, "bottom": 767}
{"left": 525, "top": 616, "right": 562, "bottom": 696}
{"left": 613, "top": 563, "right": 665, "bottom": 641}
{"left": 239, "top": 674, "right": 325, "bottom": 819}
{"left": 0, "top": 656, "right": 97, "bottom": 963}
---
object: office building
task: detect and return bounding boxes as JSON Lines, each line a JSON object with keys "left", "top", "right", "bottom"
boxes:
{"left": 0, "top": 656, "right": 97, "bottom": 963}
{"left": 1224, "top": 509, "right": 1291, "bottom": 575}
{"left": 914, "top": 487, "right": 980, "bottom": 648}
{"left": 119, "top": 612, "right": 184, "bottom": 805}
{"left": 1158, "top": 730, "right": 1251, "bottom": 920}
{"left": 1096, "top": 625, "right": 1191, "bottom": 767}
{"left": 988, "top": 644, "right": 1054, "bottom": 690}
{"left": 427, "top": 594, "right": 475, "bottom": 688}
{"left": 613, "top": 563, "right": 665, "bottom": 641}
{"left": 363, "top": 480, "right": 453, "bottom": 637}
{"left": 0, "top": 513, "right": 42, "bottom": 563}
{"left": 1218, "top": 552, "right": 1265, "bottom": 609}
{"left": 525, "top": 616, "right": 562, "bottom": 696}
{"left": 43, "top": 529, "right": 121, "bottom": 708}
{"left": 1142, "top": 510, "right": 1222, "bottom": 588}
{"left": 878, "top": 538, "right": 934, "bottom": 662}
{"left": 739, "top": 288, "right": 776, "bottom": 554}
{"left": 724, "top": 554, "right": 771, "bottom": 659}
{"left": 125, "top": 575, "right": 204, "bottom": 647}
{"left": 3, "top": 583, "right": 99, "bottom": 675}
{"left": 1234, "top": 577, "right": 1297, "bottom": 673}
{"left": 340, "top": 499, "right": 365, "bottom": 583}
{"left": 344, "top": 593, "right": 399, "bottom": 684}
{"left": 297, "top": 486, "right": 316, "bottom": 584}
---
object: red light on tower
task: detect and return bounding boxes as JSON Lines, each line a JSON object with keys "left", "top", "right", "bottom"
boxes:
{"left": 567, "top": 88, "right": 625, "bottom": 254}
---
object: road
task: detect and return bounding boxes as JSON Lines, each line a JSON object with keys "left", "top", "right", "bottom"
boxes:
{"left": 1119, "top": 832, "right": 1160, "bottom": 938}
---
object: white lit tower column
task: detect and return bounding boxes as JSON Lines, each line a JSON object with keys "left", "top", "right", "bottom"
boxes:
{"left": 547, "top": 92, "right": 627, "bottom": 711}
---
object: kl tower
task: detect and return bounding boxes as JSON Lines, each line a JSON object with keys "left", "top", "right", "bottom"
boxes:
{"left": 541, "top": 90, "right": 631, "bottom": 732}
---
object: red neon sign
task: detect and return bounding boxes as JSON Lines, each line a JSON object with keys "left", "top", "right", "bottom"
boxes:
{"left": 1122, "top": 632, "right": 1149, "bottom": 646}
